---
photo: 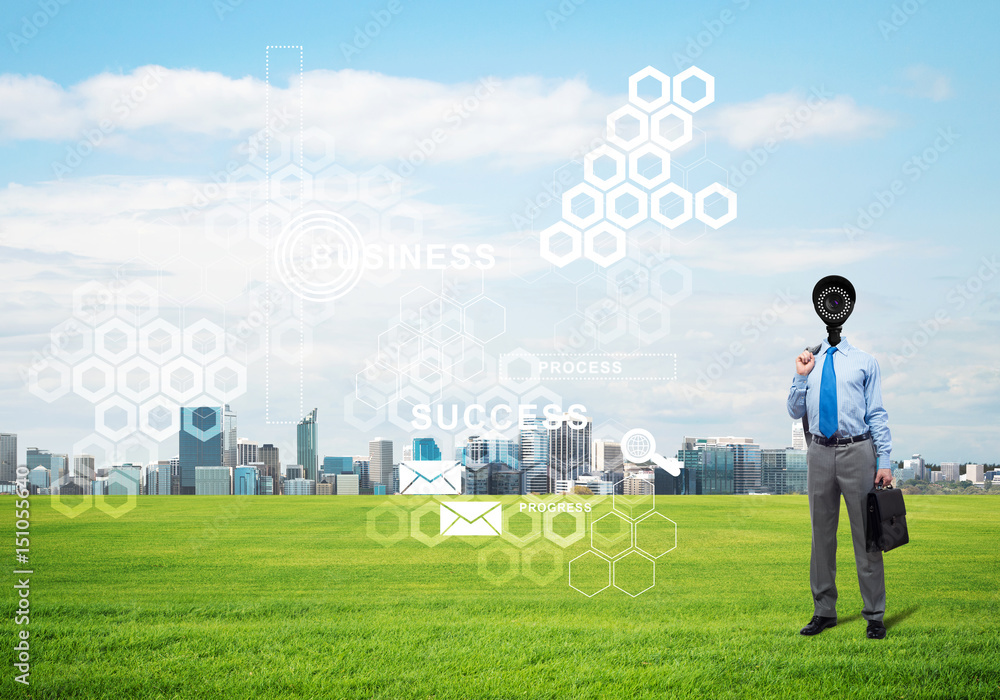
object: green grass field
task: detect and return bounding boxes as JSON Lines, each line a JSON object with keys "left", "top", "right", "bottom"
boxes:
{"left": 3, "top": 494, "right": 999, "bottom": 699}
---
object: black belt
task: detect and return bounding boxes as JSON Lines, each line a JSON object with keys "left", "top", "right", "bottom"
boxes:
{"left": 812, "top": 430, "right": 871, "bottom": 447}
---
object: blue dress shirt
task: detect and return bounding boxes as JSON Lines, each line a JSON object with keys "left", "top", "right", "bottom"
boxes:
{"left": 786, "top": 337, "right": 892, "bottom": 470}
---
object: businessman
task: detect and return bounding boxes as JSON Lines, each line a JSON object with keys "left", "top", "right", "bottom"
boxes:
{"left": 787, "top": 336, "right": 893, "bottom": 640}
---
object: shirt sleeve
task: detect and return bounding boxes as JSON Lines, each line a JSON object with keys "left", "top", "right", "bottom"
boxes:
{"left": 864, "top": 357, "right": 892, "bottom": 470}
{"left": 787, "top": 374, "right": 807, "bottom": 419}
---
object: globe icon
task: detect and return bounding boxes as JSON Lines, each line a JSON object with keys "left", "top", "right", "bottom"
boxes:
{"left": 626, "top": 433, "right": 651, "bottom": 460}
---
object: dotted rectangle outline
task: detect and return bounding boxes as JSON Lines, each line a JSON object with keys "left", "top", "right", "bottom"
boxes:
{"left": 499, "top": 353, "right": 677, "bottom": 381}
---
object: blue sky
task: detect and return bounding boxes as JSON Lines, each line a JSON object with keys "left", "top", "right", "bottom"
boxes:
{"left": 1, "top": 0, "right": 997, "bottom": 468}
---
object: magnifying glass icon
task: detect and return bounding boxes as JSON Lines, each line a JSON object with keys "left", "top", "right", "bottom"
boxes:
{"left": 621, "top": 428, "right": 683, "bottom": 476}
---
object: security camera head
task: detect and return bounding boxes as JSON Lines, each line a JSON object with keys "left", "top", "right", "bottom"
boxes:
{"left": 812, "top": 275, "right": 856, "bottom": 345}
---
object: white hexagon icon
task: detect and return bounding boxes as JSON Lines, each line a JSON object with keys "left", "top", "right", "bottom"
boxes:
{"left": 138, "top": 319, "right": 182, "bottom": 363}
{"left": 650, "top": 105, "right": 693, "bottom": 151}
{"left": 650, "top": 183, "right": 694, "bottom": 229}
{"left": 628, "top": 143, "right": 671, "bottom": 190}
{"left": 359, "top": 165, "right": 403, "bottom": 210}
{"left": 612, "top": 550, "right": 656, "bottom": 597}
{"left": 161, "top": 356, "right": 205, "bottom": 404}
{"left": 464, "top": 297, "right": 506, "bottom": 344}
{"left": 634, "top": 511, "right": 678, "bottom": 559}
{"left": 182, "top": 319, "right": 225, "bottom": 363}
{"left": 115, "top": 357, "right": 160, "bottom": 403}
{"left": 652, "top": 259, "right": 693, "bottom": 307}
{"left": 296, "top": 126, "right": 337, "bottom": 172}
{"left": 628, "top": 66, "right": 671, "bottom": 112}
{"left": 694, "top": 183, "right": 737, "bottom": 229}
{"left": 562, "top": 182, "right": 604, "bottom": 230}
{"left": 94, "top": 318, "right": 138, "bottom": 365}
{"left": 72, "top": 281, "right": 116, "bottom": 326}
{"left": 116, "top": 281, "right": 159, "bottom": 326}
{"left": 540, "top": 221, "right": 582, "bottom": 268}
{"left": 628, "top": 298, "right": 670, "bottom": 343}
{"left": 138, "top": 396, "right": 179, "bottom": 442}
{"left": 27, "top": 358, "right": 72, "bottom": 403}
{"left": 72, "top": 356, "right": 115, "bottom": 403}
{"left": 605, "top": 183, "right": 649, "bottom": 230}
{"left": 672, "top": 66, "right": 715, "bottom": 113}
{"left": 583, "top": 222, "right": 627, "bottom": 267}
{"left": 205, "top": 357, "right": 248, "bottom": 403}
{"left": 49, "top": 319, "right": 93, "bottom": 365}
{"left": 94, "top": 395, "right": 138, "bottom": 442}
{"left": 568, "top": 550, "right": 612, "bottom": 597}
{"left": 606, "top": 104, "right": 649, "bottom": 152}
{"left": 583, "top": 145, "right": 627, "bottom": 191}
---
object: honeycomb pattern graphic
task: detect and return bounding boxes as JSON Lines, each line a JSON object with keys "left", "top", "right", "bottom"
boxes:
{"left": 540, "top": 65, "right": 736, "bottom": 268}
{"left": 27, "top": 280, "right": 247, "bottom": 443}
{"left": 569, "top": 488, "right": 677, "bottom": 598}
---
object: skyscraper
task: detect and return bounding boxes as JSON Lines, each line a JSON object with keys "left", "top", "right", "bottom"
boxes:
{"left": 548, "top": 414, "right": 592, "bottom": 493}
{"left": 412, "top": 437, "right": 441, "bottom": 461}
{"left": 706, "top": 437, "right": 761, "bottom": 494}
{"left": 322, "top": 456, "right": 353, "bottom": 475}
{"left": 369, "top": 438, "right": 393, "bottom": 493}
{"left": 297, "top": 408, "right": 318, "bottom": 483}
{"left": 259, "top": 444, "right": 280, "bottom": 495}
{"left": 677, "top": 440, "right": 735, "bottom": 495}
{"left": 222, "top": 404, "right": 238, "bottom": 468}
{"left": 236, "top": 438, "right": 258, "bottom": 466}
{"left": 519, "top": 417, "right": 549, "bottom": 494}
{"left": 0, "top": 433, "right": 16, "bottom": 483}
{"left": 73, "top": 454, "right": 96, "bottom": 479}
{"left": 179, "top": 406, "right": 223, "bottom": 495}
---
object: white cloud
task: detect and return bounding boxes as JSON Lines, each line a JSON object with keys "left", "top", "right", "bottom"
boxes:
{"left": 706, "top": 90, "right": 895, "bottom": 149}
{"left": 900, "top": 65, "right": 953, "bottom": 102}
{"left": 0, "top": 66, "right": 617, "bottom": 167}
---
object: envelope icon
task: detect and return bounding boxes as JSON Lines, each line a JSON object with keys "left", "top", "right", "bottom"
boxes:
{"left": 440, "top": 501, "right": 502, "bottom": 536}
{"left": 399, "top": 461, "right": 462, "bottom": 495}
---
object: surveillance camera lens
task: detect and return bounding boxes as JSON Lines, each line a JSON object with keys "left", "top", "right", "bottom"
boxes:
{"left": 824, "top": 291, "right": 845, "bottom": 314}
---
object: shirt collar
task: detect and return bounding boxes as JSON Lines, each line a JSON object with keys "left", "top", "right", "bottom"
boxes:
{"left": 820, "top": 337, "right": 853, "bottom": 355}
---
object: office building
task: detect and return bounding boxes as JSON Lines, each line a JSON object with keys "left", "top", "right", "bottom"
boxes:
{"left": 939, "top": 462, "right": 960, "bottom": 482}
{"left": 700, "top": 437, "right": 761, "bottom": 494}
{"left": 74, "top": 454, "right": 96, "bottom": 480}
{"left": 284, "top": 478, "right": 316, "bottom": 495}
{"left": 353, "top": 459, "right": 370, "bottom": 488}
{"left": 285, "top": 465, "right": 304, "bottom": 480}
{"left": 179, "top": 406, "right": 223, "bottom": 494}
{"left": 519, "top": 417, "right": 550, "bottom": 494}
{"left": 761, "top": 448, "right": 808, "bottom": 494}
{"left": 258, "top": 444, "right": 280, "bottom": 495}
{"left": 108, "top": 465, "right": 142, "bottom": 496}
{"left": 902, "top": 454, "right": 926, "bottom": 481}
{"left": 233, "top": 466, "right": 259, "bottom": 495}
{"left": 556, "top": 475, "right": 613, "bottom": 495}
{"left": 548, "top": 414, "right": 592, "bottom": 493}
{"left": 195, "top": 466, "right": 231, "bottom": 495}
{"left": 144, "top": 461, "right": 172, "bottom": 495}
{"left": 323, "top": 456, "right": 353, "bottom": 475}
{"left": 336, "top": 473, "right": 359, "bottom": 495}
{"left": 791, "top": 421, "right": 806, "bottom": 450}
{"left": 624, "top": 469, "right": 656, "bottom": 495}
{"left": 677, "top": 440, "right": 735, "bottom": 495}
{"left": 222, "top": 404, "right": 238, "bottom": 469}
{"left": 0, "top": 433, "right": 16, "bottom": 483}
{"left": 29, "top": 466, "right": 50, "bottom": 492}
{"left": 316, "top": 479, "right": 334, "bottom": 495}
{"left": 369, "top": 438, "right": 393, "bottom": 493}
{"left": 402, "top": 446, "right": 413, "bottom": 461}
{"left": 894, "top": 465, "right": 915, "bottom": 483}
{"left": 413, "top": 437, "right": 441, "bottom": 461}
{"left": 245, "top": 462, "right": 272, "bottom": 494}
{"left": 237, "top": 438, "right": 258, "bottom": 466}
{"left": 967, "top": 464, "right": 985, "bottom": 484}
{"left": 593, "top": 441, "right": 624, "bottom": 473}
{"left": 27, "top": 448, "right": 64, "bottom": 473}
{"left": 297, "top": 408, "right": 319, "bottom": 482}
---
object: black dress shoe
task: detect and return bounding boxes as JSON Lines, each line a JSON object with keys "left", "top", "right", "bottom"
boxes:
{"left": 866, "top": 620, "right": 886, "bottom": 639}
{"left": 800, "top": 615, "right": 837, "bottom": 635}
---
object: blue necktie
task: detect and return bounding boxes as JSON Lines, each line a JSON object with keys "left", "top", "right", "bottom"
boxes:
{"left": 819, "top": 346, "right": 838, "bottom": 439}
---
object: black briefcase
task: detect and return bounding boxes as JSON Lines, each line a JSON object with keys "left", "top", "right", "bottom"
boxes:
{"left": 865, "top": 485, "right": 909, "bottom": 553}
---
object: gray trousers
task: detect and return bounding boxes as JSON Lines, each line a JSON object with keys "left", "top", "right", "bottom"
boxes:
{"left": 807, "top": 437, "right": 885, "bottom": 621}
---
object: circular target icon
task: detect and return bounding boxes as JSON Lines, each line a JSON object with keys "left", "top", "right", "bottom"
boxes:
{"left": 274, "top": 210, "right": 365, "bottom": 302}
